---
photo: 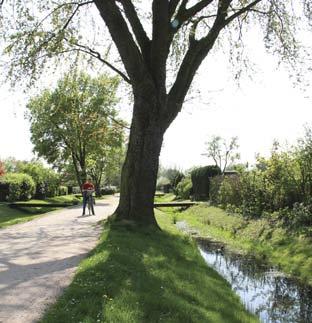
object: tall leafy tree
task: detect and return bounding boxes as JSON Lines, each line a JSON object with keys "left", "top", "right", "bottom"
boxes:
{"left": 26, "top": 72, "right": 124, "bottom": 189}
{"left": 1, "top": 1, "right": 311, "bottom": 226}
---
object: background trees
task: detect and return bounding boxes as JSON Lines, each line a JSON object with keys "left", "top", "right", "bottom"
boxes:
{"left": 26, "top": 72, "right": 125, "bottom": 191}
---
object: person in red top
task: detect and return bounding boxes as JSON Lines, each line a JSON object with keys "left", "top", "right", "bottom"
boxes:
{"left": 82, "top": 178, "right": 95, "bottom": 215}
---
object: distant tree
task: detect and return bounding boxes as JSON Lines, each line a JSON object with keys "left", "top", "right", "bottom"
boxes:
{"left": 203, "top": 136, "right": 240, "bottom": 173}
{"left": 87, "top": 143, "right": 125, "bottom": 196}
{"left": 26, "top": 72, "right": 125, "bottom": 189}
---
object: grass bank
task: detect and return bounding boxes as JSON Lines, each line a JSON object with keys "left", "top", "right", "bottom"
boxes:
{"left": 40, "top": 211, "right": 258, "bottom": 323}
{"left": 0, "top": 195, "right": 81, "bottom": 228}
{"left": 173, "top": 204, "right": 312, "bottom": 285}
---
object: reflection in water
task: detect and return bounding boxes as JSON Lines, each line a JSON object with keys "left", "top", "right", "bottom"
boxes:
{"left": 198, "top": 241, "right": 312, "bottom": 323}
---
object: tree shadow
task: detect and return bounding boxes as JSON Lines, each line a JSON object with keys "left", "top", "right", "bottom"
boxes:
{"left": 41, "top": 220, "right": 257, "bottom": 323}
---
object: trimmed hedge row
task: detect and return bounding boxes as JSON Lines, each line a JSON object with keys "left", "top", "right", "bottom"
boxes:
{"left": 191, "top": 165, "right": 221, "bottom": 201}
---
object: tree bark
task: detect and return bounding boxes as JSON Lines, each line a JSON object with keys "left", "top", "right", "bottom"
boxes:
{"left": 114, "top": 85, "right": 166, "bottom": 226}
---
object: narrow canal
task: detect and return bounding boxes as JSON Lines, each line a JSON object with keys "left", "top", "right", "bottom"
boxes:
{"left": 198, "top": 240, "right": 312, "bottom": 323}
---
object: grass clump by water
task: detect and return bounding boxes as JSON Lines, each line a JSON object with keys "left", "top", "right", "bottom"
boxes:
{"left": 178, "top": 204, "right": 312, "bottom": 285}
{"left": 40, "top": 211, "right": 258, "bottom": 323}
{"left": 0, "top": 194, "right": 82, "bottom": 228}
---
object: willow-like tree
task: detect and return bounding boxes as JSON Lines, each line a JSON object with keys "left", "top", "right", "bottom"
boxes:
{"left": 26, "top": 72, "right": 124, "bottom": 189}
{"left": 1, "top": 1, "right": 311, "bottom": 226}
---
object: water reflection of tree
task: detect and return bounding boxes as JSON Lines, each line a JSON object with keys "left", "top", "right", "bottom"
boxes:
{"left": 199, "top": 243, "right": 312, "bottom": 323}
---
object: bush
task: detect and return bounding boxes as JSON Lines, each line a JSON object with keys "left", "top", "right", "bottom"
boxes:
{"left": 0, "top": 173, "right": 35, "bottom": 201}
{"left": 209, "top": 175, "right": 223, "bottom": 205}
{"left": 175, "top": 177, "right": 193, "bottom": 200}
{"left": 14, "top": 161, "right": 60, "bottom": 198}
{"left": 58, "top": 186, "right": 68, "bottom": 196}
{"left": 156, "top": 176, "right": 172, "bottom": 193}
{"left": 218, "top": 174, "right": 242, "bottom": 208}
{"left": 172, "top": 172, "right": 184, "bottom": 189}
{"left": 72, "top": 186, "right": 81, "bottom": 194}
{"left": 278, "top": 201, "right": 312, "bottom": 236}
{"left": 191, "top": 165, "right": 221, "bottom": 201}
{"left": 101, "top": 186, "right": 117, "bottom": 195}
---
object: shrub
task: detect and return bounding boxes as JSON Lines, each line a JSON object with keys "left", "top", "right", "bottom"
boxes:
{"left": 172, "top": 172, "right": 184, "bottom": 189}
{"left": 101, "top": 186, "right": 117, "bottom": 195}
{"left": 209, "top": 175, "right": 223, "bottom": 205}
{"left": 191, "top": 165, "right": 221, "bottom": 201}
{"left": 278, "top": 201, "right": 312, "bottom": 236}
{"left": 175, "top": 177, "right": 193, "bottom": 200}
{"left": 58, "top": 186, "right": 68, "bottom": 196}
{"left": 0, "top": 173, "right": 35, "bottom": 201}
{"left": 156, "top": 176, "right": 171, "bottom": 193}
{"left": 218, "top": 174, "right": 242, "bottom": 208}
{"left": 14, "top": 161, "right": 60, "bottom": 198}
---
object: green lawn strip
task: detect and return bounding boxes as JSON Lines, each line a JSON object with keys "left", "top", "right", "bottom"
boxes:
{"left": 176, "top": 204, "right": 312, "bottom": 285}
{"left": 154, "top": 192, "right": 176, "bottom": 203}
{"left": 40, "top": 211, "right": 258, "bottom": 323}
{"left": 0, "top": 195, "right": 82, "bottom": 229}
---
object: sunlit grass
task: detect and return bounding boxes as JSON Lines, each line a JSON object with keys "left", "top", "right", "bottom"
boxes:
{"left": 178, "top": 204, "right": 312, "bottom": 285}
{"left": 40, "top": 212, "right": 258, "bottom": 323}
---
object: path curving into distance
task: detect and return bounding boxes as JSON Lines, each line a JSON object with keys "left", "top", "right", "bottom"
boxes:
{"left": 0, "top": 195, "right": 119, "bottom": 323}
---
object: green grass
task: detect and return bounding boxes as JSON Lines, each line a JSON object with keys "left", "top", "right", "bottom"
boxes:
{"left": 175, "top": 204, "right": 312, "bottom": 286}
{"left": 40, "top": 211, "right": 258, "bottom": 323}
{"left": 0, "top": 195, "right": 82, "bottom": 229}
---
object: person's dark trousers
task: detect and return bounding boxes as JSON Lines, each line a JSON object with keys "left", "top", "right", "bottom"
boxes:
{"left": 82, "top": 192, "right": 95, "bottom": 215}
{"left": 82, "top": 191, "right": 87, "bottom": 215}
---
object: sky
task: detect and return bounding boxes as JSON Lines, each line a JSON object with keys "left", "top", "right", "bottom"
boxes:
{"left": 0, "top": 10, "right": 312, "bottom": 171}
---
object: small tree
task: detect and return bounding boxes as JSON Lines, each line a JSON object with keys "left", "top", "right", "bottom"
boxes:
{"left": 203, "top": 136, "right": 240, "bottom": 173}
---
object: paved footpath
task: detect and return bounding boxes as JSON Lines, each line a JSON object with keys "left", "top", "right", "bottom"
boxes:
{"left": 0, "top": 195, "right": 119, "bottom": 323}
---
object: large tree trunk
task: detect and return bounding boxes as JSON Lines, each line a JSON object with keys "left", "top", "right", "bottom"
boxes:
{"left": 114, "top": 87, "right": 166, "bottom": 226}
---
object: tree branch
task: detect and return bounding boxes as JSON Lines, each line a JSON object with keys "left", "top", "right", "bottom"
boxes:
{"left": 169, "top": 0, "right": 181, "bottom": 18}
{"left": 119, "top": 0, "right": 151, "bottom": 59}
{"left": 151, "top": 0, "right": 169, "bottom": 90}
{"left": 93, "top": 0, "right": 145, "bottom": 84}
{"left": 225, "top": 0, "right": 262, "bottom": 26}
{"left": 65, "top": 39, "right": 132, "bottom": 84}
{"left": 167, "top": 0, "right": 231, "bottom": 125}
{"left": 36, "top": 1, "right": 94, "bottom": 30}
{"left": 172, "top": 0, "right": 214, "bottom": 30}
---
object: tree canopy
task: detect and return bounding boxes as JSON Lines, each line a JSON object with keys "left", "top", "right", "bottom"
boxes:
{"left": 26, "top": 72, "right": 125, "bottom": 188}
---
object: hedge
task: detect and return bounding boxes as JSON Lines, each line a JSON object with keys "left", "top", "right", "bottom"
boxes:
{"left": 0, "top": 173, "right": 35, "bottom": 201}
{"left": 191, "top": 165, "right": 221, "bottom": 201}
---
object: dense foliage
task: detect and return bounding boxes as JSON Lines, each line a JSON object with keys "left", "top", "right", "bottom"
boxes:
{"left": 0, "top": 173, "right": 35, "bottom": 201}
{"left": 16, "top": 161, "right": 60, "bottom": 198}
{"left": 175, "top": 177, "right": 193, "bottom": 200}
{"left": 191, "top": 165, "right": 221, "bottom": 201}
{"left": 26, "top": 72, "right": 125, "bottom": 190}
{"left": 210, "top": 129, "right": 312, "bottom": 236}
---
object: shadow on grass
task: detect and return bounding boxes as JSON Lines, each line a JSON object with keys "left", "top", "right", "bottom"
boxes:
{"left": 41, "top": 219, "right": 257, "bottom": 323}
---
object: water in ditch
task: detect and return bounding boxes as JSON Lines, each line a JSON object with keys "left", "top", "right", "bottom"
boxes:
{"left": 198, "top": 240, "right": 312, "bottom": 323}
